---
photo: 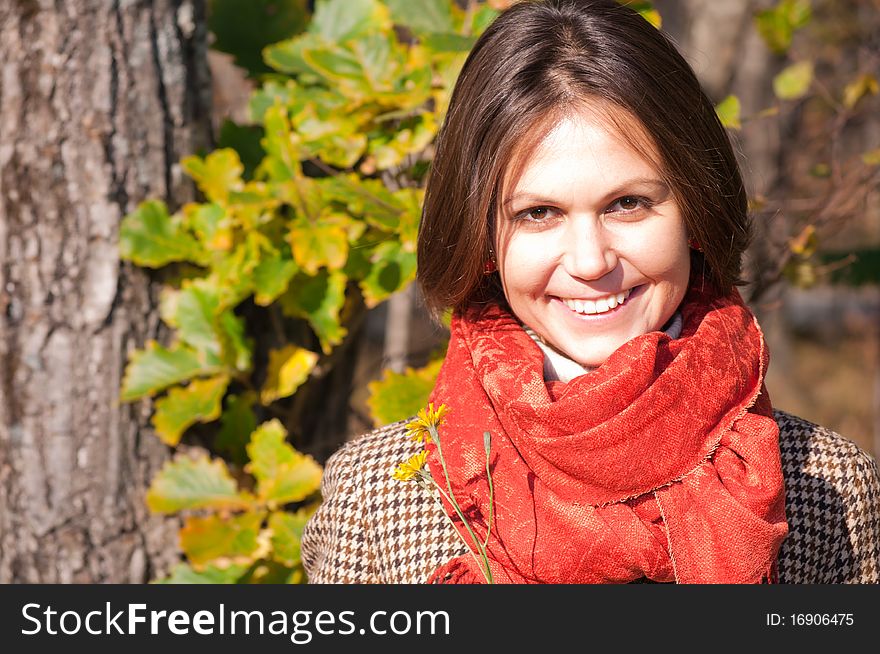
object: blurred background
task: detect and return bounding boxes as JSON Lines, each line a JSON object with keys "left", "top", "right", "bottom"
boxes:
{"left": 1, "top": 0, "right": 877, "bottom": 583}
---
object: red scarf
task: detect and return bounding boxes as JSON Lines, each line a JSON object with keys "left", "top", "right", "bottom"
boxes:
{"left": 426, "top": 279, "right": 788, "bottom": 584}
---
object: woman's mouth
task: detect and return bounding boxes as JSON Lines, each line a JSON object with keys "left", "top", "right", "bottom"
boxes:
{"left": 557, "top": 288, "right": 633, "bottom": 316}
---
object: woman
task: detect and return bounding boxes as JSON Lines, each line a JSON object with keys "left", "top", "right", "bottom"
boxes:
{"left": 301, "top": 0, "right": 880, "bottom": 583}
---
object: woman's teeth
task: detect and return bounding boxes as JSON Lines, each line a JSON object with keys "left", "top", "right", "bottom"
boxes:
{"left": 561, "top": 289, "right": 631, "bottom": 315}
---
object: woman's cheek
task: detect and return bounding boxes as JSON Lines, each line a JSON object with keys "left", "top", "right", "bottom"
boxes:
{"left": 502, "top": 238, "right": 555, "bottom": 294}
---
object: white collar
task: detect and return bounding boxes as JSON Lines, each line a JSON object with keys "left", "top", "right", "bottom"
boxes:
{"left": 523, "top": 312, "right": 683, "bottom": 383}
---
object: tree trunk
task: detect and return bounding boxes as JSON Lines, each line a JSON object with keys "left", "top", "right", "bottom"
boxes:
{"left": 0, "top": 0, "right": 211, "bottom": 582}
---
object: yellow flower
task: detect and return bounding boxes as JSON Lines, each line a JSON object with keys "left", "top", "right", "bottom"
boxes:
{"left": 405, "top": 402, "right": 449, "bottom": 444}
{"left": 392, "top": 451, "right": 428, "bottom": 482}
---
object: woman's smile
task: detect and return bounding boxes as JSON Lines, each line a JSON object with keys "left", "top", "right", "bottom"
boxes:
{"left": 554, "top": 287, "right": 633, "bottom": 316}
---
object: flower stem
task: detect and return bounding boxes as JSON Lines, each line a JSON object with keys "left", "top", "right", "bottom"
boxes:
{"left": 483, "top": 442, "right": 494, "bottom": 551}
{"left": 421, "top": 477, "right": 493, "bottom": 581}
{"left": 430, "top": 425, "right": 494, "bottom": 584}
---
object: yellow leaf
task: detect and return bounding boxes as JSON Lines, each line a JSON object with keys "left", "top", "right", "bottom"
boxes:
{"left": 155, "top": 562, "right": 249, "bottom": 584}
{"left": 715, "top": 95, "right": 741, "bottom": 129}
{"left": 843, "top": 73, "right": 879, "bottom": 109}
{"left": 862, "top": 148, "right": 880, "bottom": 166}
{"left": 245, "top": 420, "right": 323, "bottom": 504}
{"left": 261, "top": 345, "right": 319, "bottom": 405}
{"left": 182, "top": 149, "right": 245, "bottom": 205}
{"left": 121, "top": 340, "right": 217, "bottom": 402}
{"left": 288, "top": 219, "right": 349, "bottom": 275}
{"left": 158, "top": 287, "right": 181, "bottom": 329}
{"left": 152, "top": 375, "right": 230, "bottom": 446}
{"left": 146, "top": 454, "right": 253, "bottom": 514}
{"left": 269, "top": 506, "right": 318, "bottom": 568}
{"left": 789, "top": 224, "right": 817, "bottom": 257}
{"left": 773, "top": 61, "right": 813, "bottom": 101}
{"left": 180, "top": 511, "right": 266, "bottom": 566}
{"left": 809, "top": 163, "right": 831, "bottom": 178}
{"left": 639, "top": 8, "right": 662, "bottom": 29}
{"left": 119, "top": 201, "right": 207, "bottom": 269}
{"left": 367, "top": 358, "right": 444, "bottom": 426}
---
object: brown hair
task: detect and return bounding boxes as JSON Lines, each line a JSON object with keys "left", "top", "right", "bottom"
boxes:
{"left": 417, "top": 0, "right": 750, "bottom": 316}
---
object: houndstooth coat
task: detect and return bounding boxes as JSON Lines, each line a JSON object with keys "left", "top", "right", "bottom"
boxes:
{"left": 301, "top": 410, "right": 880, "bottom": 584}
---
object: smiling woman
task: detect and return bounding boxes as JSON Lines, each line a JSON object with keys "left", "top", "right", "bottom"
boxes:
{"left": 301, "top": 0, "right": 880, "bottom": 584}
{"left": 495, "top": 107, "right": 690, "bottom": 368}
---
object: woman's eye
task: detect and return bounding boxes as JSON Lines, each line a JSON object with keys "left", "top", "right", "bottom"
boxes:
{"left": 607, "top": 196, "right": 650, "bottom": 213}
{"left": 515, "top": 206, "right": 557, "bottom": 222}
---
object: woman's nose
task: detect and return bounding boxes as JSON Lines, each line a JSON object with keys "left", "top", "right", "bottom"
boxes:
{"left": 561, "top": 217, "right": 618, "bottom": 281}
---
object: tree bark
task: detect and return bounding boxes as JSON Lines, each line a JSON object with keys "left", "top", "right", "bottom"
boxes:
{"left": 0, "top": 0, "right": 211, "bottom": 582}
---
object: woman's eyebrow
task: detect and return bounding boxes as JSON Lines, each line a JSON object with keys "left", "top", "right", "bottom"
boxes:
{"left": 502, "top": 178, "right": 670, "bottom": 207}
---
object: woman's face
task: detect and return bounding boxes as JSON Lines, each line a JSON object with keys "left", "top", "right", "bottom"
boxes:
{"left": 494, "top": 107, "right": 691, "bottom": 368}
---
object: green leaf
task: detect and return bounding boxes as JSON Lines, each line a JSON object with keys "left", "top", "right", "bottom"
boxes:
{"left": 715, "top": 94, "right": 742, "bottom": 129}
{"left": 287, "top": 217, "right": 349, "bottom": 274}
{"left": 392, "top": 187, "right": 422, "bottom": 249}
{"left": 217, "top": 309, "right": 253, "bottom": 372}
{"left": 295, "top": 37, "right": 430, "bottom": 109}
{"left": 182, "top": 149, "right": 245, "bottom": 205}
{"left": 321, "top": 174, "right": 404, "bottom": 231}
{"left": 385, "top": 0, "right": 455, "bottom": 35}
{"left": 367, "top": 112, "right": 438, "bottom": 170}
{"left": 216, "top": 392, "right": 259, "bottom": 465}
{"left": 261, "top": 103, "right": 303, "bottom": 181}
{"left": 180, "top": 511, "right": 265, "bottom": 566}
{"left": 279, "top": 270, "right": 348, "bottom": 354}
{"left": 249, "top": 80, "right": 296, "bottom": 123}
{"left": 146, "top": 454, "right": 252, "bottom": 514}
{"left": 121, "top": 341, "right": 217, "bottom": 402}
{"left": 260, "top": 345, "right": 319, "bottom": 405}
{"left": 310, "top": 0, "right": 392, "bottom": 42}
{"left": 269, "top": 506, "right": 318, "bottom": 567}
{"left": 263, "top": 33, "right": 324, "bottom": 76}
{"left": 152, "top": 375, "right": 230, "bottom": 446}
{"left": 238, "top": 559, "right": 302, "bottom": 584}
{"left": 119, "top": 201, "right": 205, "bottom": 268}
{"left": 209, "top": 238, "right": 261, "bottom": 308}
{"left": 184, "top": 203, "right": 233, "bottom": 251}
{"left": 245, "top": 419, "right": 323, "bottom": 504}
{"left": 470, "top": 4, "right": 500, "bottom": 35}
{"left": 360, "top": 240, "right": 417, "bottom": 308}
{"left": 315, "top": 132, "right": 369, "bottom": 169}
{"left": 301, "top": 43, "right": 374, "bottom": 81}
{"left": 773, "top": 61, "right": 813, "bottom": 101}
{"left": 209, "top": 0, "right": 310, "bottom": 77}
{"left": 252, "top": 250, "right": 299, "bottom": 307}
{"left": 154, "top": 562, "right": 249, "bottom": 584}
{"left": 367, "top": 358, "right": 444, "bottom": 426}
{"left": 342, "top": 240, "right": 373, "bottom": 279}
{"left": 347, "top": 33, "right": 405, "bottom": 92}
{"left": 421, "top": 32, "right": 477, "bottom": 53}
{"left": 754, "top": 0, "right": 811, "bottom": 54}
{"left": 283, "top": 176, "right": 326, "bottom": 224}
{"left": 161, "top": 281, "right": 223, "bottom": 356}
